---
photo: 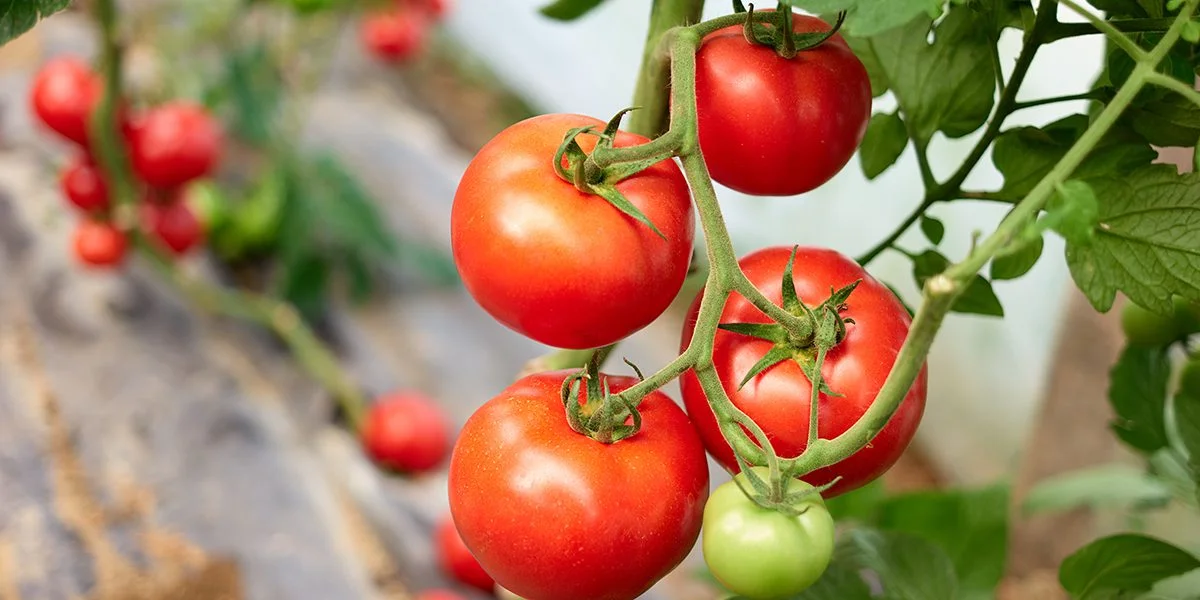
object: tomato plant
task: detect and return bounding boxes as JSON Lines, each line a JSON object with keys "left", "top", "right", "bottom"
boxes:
{"left": 361, "top": 392, "right": 450, "bottom": 474}
{"left": 694, "top": 11, "right": 871, "bottom": 196}
{"left": 60, "top": 155, "right": 111, "bottom": 212}
{"left": 680, "top": 246, "right": 926, "bottom": 496}
{"left": 451, "top": 113, "right": 694, "bottom": 350}
{"left": 702, "top": 467, "right": 835, "bottom": 599}
{"left": 447, "top": 371, "right": 708, "bottom": 600}
{"left": 127, "top": 101, "right": 223, "bottom": 189}
{"left": 30, "top": 57, "right": 103, "bottom": 147}
{"left": 73, "top": 219, "right": 128, "bottom": 267}
{"left": 435, "top": 515, "right": 494, "bottom": 593}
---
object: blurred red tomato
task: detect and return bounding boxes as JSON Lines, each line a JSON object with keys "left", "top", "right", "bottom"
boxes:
{"left": 127, "top": 102, "right": 223, "bottom": 188}
{"left": 361, "top": 392, "right": 450, "bottom": 473}
{"left": 361, "top": 9, "right": 428, "bottom": 62}
{"left": 60, "top": 155, "right": 110, "bottom": 212}
{"left": 73, "top": 220, "right": 127, "bottom": 267}
{"left": 436, "top": 516, "right": 494, "bottom": 592}
{"left": 30, "top": 57, "right": 103, "bottom": 146}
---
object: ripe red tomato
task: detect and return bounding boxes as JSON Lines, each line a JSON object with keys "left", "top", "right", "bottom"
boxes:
{"left": 448, "top": 371, "right": 709, "bottom": 600}
{"left": 679, "top": 247, "right": 926, "bottom": 497}
{"left": 73, "top": 220, "right": 128, "bottom": 267}
{"left": 435, "top": 515, "right": 494, "bottom": 593}
{"left": 142, "top": 201, "right": 204, "bottom": 255}
{"left": 695, "top": 13, "right": 871, "bottom": 196}
{"left": 30, "top": 57, "right": 102, "bottom": 147}
{"left": 127, "top": 102, "right": 223, "bottom": 189}
{"left": 415, "top": 591, "right": 465, "bottom": 600}
{"left": 361, "top": 392, "right": 450, "bottom": 473}
{"left": 416, "top": 0, "right": 450, "bottom": 18}
{"left": 360, "top": 9, "right": 428, "bottom": 62}
{"left": 59, "top": 155, "right": 110, "bottom": 212}
{"left": 451, "top": 114, "right": 694, "bottom": 350}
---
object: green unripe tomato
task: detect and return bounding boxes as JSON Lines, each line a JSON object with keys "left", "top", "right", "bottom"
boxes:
{"left": 1121, "top": 297, "right": 1200, "bottom": 347}
{"left": 229, "top": 166, "right": 286, "bottom": 251}
{"left": 702, "top": 467, "right": 835, "bottom": 600}
{"left": 184, "top": 179, "right": 228, "bottom": 235}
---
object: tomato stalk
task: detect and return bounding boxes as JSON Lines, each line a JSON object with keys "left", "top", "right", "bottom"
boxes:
{"left": 629, "top": 0, "right": 706, "bottom": 137}
{"left": 88, "top": 0, "right": 370, "bottom": 431}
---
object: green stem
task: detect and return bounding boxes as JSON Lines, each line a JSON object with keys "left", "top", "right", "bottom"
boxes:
{"left": 1144, "top": 71, "right": 1200, "bottom": 109}
{"left": 1045, "top": 17, "right": 1190, "bottom": 43}
{"left": 1058, "top": 0, "right": 1149, "bottom": 61}
{"left": 88, "top": 0, "right": 368, "bottom": 431}
{"left": 854, "top": 199, "right": 933, "bottom": 265}
{"left": 628, "top": 0, "right": 705, "bottom": 137}
{"left": 958, "top": 190, "right": 1019, "bottom": 203}
{"left": 806, "top": 346, "right": 827, "bottom": 448}
{"left": 1012, "top": 88, "right": 1109, "bottom": 111}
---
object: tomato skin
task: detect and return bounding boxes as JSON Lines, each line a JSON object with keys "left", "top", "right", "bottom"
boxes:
{"left": 451, "top": 114, "right": 694, "bottom": 349}
{"left": 448, "top": 371, "right": 709, "bottom": 600}
{"left": 703, "top": 468, "right": 835, "bottom": 599}
{"left": 73, "top": 220, "right": 128, "bottom": 267}
{"left": 30, "top": 58, "right": 103, "bottom": 146}
{"left": 360, "top": 9, "right": 428, "bottom": 62}
{"left": 60, "top": 155, "right": 110, "bottom": 212}
{"left": 679, "top": 247, "right": 926, "bottom": 497}
{"left": 127, "top": 102, "right": 223, "bottom": 189}
{"left": 1121, "top": 297, "right": 1200, "bottom": 347}
{"left": 143, "top": 201, "right": 204, "bottom": 255}
{"left": 361, "top": 392, "right": 450, "bottom": 473}
{"left": 435, "top": 515, "right": 495, "bottom": 593}
{"left": 695, "top": 13, "right": 871, "bottom": 196}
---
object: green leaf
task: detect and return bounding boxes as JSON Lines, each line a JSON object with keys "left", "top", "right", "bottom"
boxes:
{"left": 275, "top": 256, "right": 331, "bottom": 321}
{"left": 1023, "top": 464, "right": 1173, "bottom": 514}
{"left": 842, "top": 34, "right": 890, "bottom": 97}
{"left": 993, "top": 115, "right": 1157, "bottom": 199}
{"left": 875, "top": 485, "right": 1010, "bottom": 600}
{"left": 220, "top": 44, "right": 284, "bottom": 146}
{"left": 860, "top": 112, "right": 909, "bottom": 179}
{"left": 824, "top": 478, "right": 885, "bottom": 523}
{"left": 784, "top": 0, "right": 944, "bottom": 37}
{"left": 912, "top": 250, "right": 1005, "bottom": 316}
{"left": 920, "top": 214, "right": 945, "bottom": 245}
{"left": 792, "top": 560, "right": 874, "bottom": 599}
{"left": 1109, "top": 345, "right": 1172, "bottom": 454}
{"left": 1065, "top": 166, "right": 1200, "bottom": 315}
{"left": 1149, "top": 449, "right": 1200, "bottom": 508}
{"left": 1060, "top": 534, "right": 1200, "bottom": 599}
{"left": 538, "top": 0, "right": 606, "bottom": 20}
{"left": 1174, "top": 393, "right": 1200, "bottom": 471}
{"left": 843, "top": 5, "right": 996, "bottom": 143}
{"left": 1046, "top": 180, "right": 1101, "bottom": 247}
{"left": 836, "top": 529, "right": 960, "bottom": 600}
{"left": 991, "top": 234, "right": 1044, "bottom": 281}
{"left": 1129, "top": 93, "right": 1200, "bottom": 148}
{"left": 0, "top": 0, "right": 69, "bottom": 47}
{"left": 1085, "top": 0, "right": 1159, "bottom": 16}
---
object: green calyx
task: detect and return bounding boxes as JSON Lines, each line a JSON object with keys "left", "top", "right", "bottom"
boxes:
{"left": 551, "top": 108, "right": 677, "bottom": 240}
{"left": 559, "top": 356, "right": 644, "bottom": 444}
{"left": 719, "top": 247, "right": 861, "bottom": 395}
{"left": 739, "top": 3, "right": 847, "bottom": 59}
{"left": 732, "top": 463, "right": 839, "bottom": 515}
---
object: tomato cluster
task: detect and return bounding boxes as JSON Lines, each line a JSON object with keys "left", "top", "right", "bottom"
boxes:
{"left": 31, "top": 57, "right": 219, "bottom": 268}
{"left": 439, "top": 10, "right": 919, "bottom": 599}
{"left": 360, "top": 0, "right": 451, "bottom": 63}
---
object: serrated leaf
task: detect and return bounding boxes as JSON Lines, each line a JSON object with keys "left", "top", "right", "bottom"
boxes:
{"left": 1060, "top": 534, "right": 1200, "bottom": 599}
{"left": 1065, "top": 166, "right": 1200, "bottom": 315}
{"left": 843, "top": 5, "right": 995, "bottom": 143}
{"left": 836, "top": 529, "right": 960, "bottom": 600}
{"left": 785, "top": 0, "right": 944, "bottom": 37}
{"left": 860, "top": 112, "right": 909, "bottom": 179}
{"left": 920, "top": 214, "right": 945, "bottom": 245}
{"left": 538, "top": 0, "right": 606, "bottom": 20}
{"left": 1023, "top": 464, "right": 1173, "bottom": 514}
{"left": 1109, "top": 344, "right": 1171, "bottom": 454}
{"left": 0, "top": 0, "right": 69, "bottom": 47}
{"left": 875, "top": 485, "right": 1010, "bottom": 600}
{"left": 991, "top": 234, "right": 1044, "bottom": 280}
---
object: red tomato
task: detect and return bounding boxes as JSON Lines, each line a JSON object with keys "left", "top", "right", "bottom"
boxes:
{"left": 451, "top": 114, "right": 694, "bottom": 349}
{"left": 30, "top": 57, "right": 102, "bottom": 146}
{"left": 679, "top": 247, "right": 926, "bottom": 497}
{"left": 142, "top": 201, "right": 204, "bottom": 255}
{"left": 59, "top": 155, "right": 110, "bottom": 212}
{"left": 448, "top": 371, "right": 709, "bottom": 600}
{"left": 361, "top": 392, "right": 450, "bottom": 473}
{"left": 695, "top": 13, "right": 871, "bottom": 196}
{"left": 360, "top": 9, "right": 428, "bottom": 62}
{"left": 127, "top": 102, "right": 223, "bottom": 189}
{"left": 73, "top": 220, "right": 128, "bottom": 267}
{"left": 415, "top": 591, "right": 466, "bottom": 600}
{"left": 436, "top": 515, "right": 494, "bottom": 592}
{"left": 417, "top": 0, "right": 450, "bottom": 18}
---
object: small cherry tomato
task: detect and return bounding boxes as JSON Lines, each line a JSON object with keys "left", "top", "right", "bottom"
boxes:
{"left": 1121, "top": 297, "right": 1200, "bottom": 347}
{"left": 30, "top": 57, "right": 102, "bottom": 146}
{"left": 73, "top": 219, "right": 127, "bottom": 267}
{"left": 127, "top": 102, "right": 223, "bottom": 188}
{"left": 702, "top": 467, "right": 835, "bottom": 599}
{"left": 59, "top": 155, "right": 110, "bottom": 212}
{"left": 360, "top": 9, "right": 428, "bottom": 62}
{"left": 143, "top": 201, "right": 204, "bottom": 255}
{"left": 435, "top": 515, "right": 494, "bottom": 592}
{"left": 361, "top": 392, "right": 450, "bottom": 473}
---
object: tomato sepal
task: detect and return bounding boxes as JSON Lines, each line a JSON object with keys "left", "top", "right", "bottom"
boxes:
{"left": 560, "top": 358, "right": 644, "bottom": 444}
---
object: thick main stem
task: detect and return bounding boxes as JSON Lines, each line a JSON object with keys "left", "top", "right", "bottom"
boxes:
{"left": 628, "top": 0, "right": 705, "bottom": 137}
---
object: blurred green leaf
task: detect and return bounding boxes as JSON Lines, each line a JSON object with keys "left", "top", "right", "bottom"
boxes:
{"left": 991, "top": 234, "right": 1044, "bottom": 281}
{"left": 1023, "top": 464, "right": 1173, "bottom": 514}
{"left": 860, "top": 112, "right": 909, "bottom": 180}
{"left": 1060, "top": 534, "right": 1200, "bottom": 599}
{"left": 221, "top": 44, "right": 284, "bottom": 145}
{"left": 0, "top": 0, "right": 69, "bottom": 47}
{"left": 912, "top": 250, "right": 1005, "bottom": 316}
{"left": 920, "top": 215, "right": 945, "bottom": 246}
{"left": 539, "top": 0, "right": 606, "bottom": 20}
{"left": 824, "top": 478, "right": 886, "bottom": 523}
{"left": 836, "top": 529, "right": 960, "bottom": 599}
{"left": 1109, "top": 345, "right": 1172, "bottom": 454}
